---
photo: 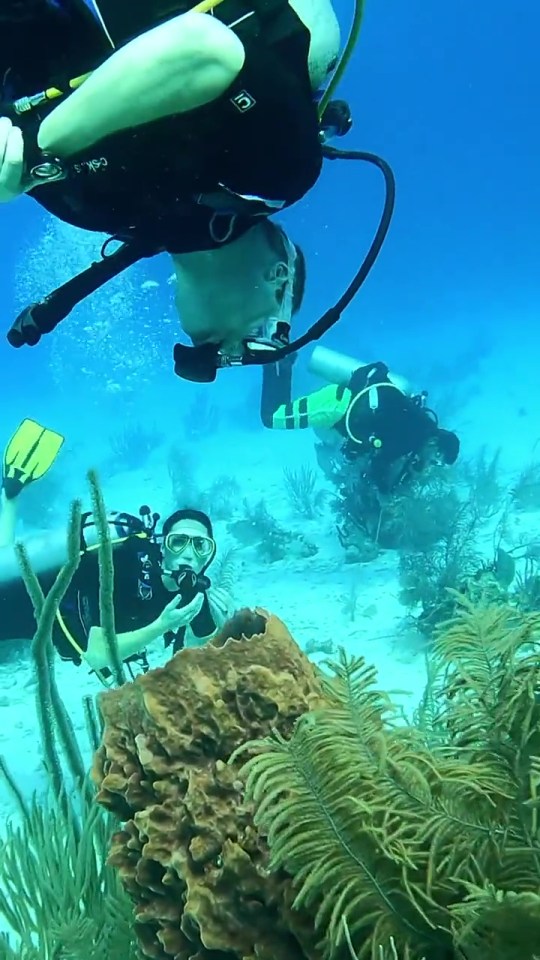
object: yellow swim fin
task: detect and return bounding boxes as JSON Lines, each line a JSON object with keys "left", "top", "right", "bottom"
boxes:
{"left": 2, "top": 419, "right": 64, "bottom": 500}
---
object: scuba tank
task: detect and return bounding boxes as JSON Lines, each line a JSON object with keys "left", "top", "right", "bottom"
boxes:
{"left": 79, "top": 505, "right": 160, "bottom": 551}
{"left": 308, "top": 345, "right": 413, "bottom": 395}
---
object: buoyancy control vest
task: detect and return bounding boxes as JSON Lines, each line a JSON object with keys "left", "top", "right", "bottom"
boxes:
{"left": 2, "top": 0, "right": 320, "bottom": 244}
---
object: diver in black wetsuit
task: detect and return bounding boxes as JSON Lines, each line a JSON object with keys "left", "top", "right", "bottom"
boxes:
{"left": 0, "top": 506, "right": 232, "bottom": 676}
{"left": 0, "top": 0, "right": 345, "bottom": 376}
{"left": 261, "top": 349, "right": 460, "bottom": 494}
{"left": 0, "top": 420, "right": 232, "bottom": 676}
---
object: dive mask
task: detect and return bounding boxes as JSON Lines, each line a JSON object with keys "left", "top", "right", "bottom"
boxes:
{"left": 164, "top": 532, "right": 215, "bottom": 559}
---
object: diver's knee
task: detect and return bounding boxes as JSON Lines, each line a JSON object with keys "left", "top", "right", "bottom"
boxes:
{"left": 156, "top": 11, "right": 246, "bottom": 80}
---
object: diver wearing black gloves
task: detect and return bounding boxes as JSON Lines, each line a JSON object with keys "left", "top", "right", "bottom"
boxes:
{"left": 0, "top": 419, "right": 232, "bottom": 677}
{"left": 261, "top": 346, "right": 460, "bottom": 494}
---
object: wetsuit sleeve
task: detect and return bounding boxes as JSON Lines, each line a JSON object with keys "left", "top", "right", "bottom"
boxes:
{"left": 261, "top": 362, "right": 351, "bottom": 430}
{"left": 190, "top": 594, "right": 218, "bottom": 640}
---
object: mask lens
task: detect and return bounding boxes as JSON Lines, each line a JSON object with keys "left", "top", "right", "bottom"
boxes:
{"left": 165, "top": 533, "right": 190, "bottom": 554}
{"left": 192, "top": 536, "right": 214, "bottom": 558}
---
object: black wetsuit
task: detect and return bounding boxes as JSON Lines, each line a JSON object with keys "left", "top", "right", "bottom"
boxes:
{"left": 0, "top": 535, "right": 216, "bottom": 664}
{"left": 2, "top": 0, "right": 323, "bottom": 254}
{"left": 261, "top": 360, "right": 446, "bottom": 493}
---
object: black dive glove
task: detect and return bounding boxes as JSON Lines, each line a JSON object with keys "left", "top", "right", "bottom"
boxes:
{"left": 164, "top": 566, "right": 214, "bottom": 651}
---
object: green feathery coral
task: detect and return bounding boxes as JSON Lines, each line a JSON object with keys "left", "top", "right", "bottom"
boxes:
{"left": 238, "top": 598, "right": 540, "bottom": 960}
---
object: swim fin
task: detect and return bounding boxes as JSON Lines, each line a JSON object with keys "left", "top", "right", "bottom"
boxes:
{"left": 2, "top": 419, "right": 64, "bottom": 501}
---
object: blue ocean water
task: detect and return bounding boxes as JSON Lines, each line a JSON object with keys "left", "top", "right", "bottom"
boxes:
{"left": 0, "top": 0, "right": 536, "bottom": 714}
{"left": 1, "top": 0, "right": 537, "bottom": 421}
{"left": 0, "top": 1, "right": 538, "bottom": 952}
{"left": 0, "top": 0, "right": 535, "bottom": 748}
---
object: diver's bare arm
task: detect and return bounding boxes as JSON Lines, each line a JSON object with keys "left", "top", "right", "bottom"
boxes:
{"left": 85, "top": 620, "right": 165, "bottom": 672}
{"left": 37, "top": 12, "right": 245, "bottom": 156}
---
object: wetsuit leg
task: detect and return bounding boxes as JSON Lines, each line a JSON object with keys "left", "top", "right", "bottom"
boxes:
{"left": 0, "top": 569, "right": 56, "bottom": 642}
{"left": 37, "top": 12, "right": 245, "bottom": 156}
{"left": 260, "top": 358, "right": 295, "bottom": 427}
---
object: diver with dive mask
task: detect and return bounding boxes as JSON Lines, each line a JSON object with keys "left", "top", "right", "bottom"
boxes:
{"left": 0, "top": 422, "right": 232, "bottom": 678}
{"left": 1, "top": 0, "right": 395, "bottom": 382}
{"left": 161, "top": 525, "right": 214, "bottom": 620}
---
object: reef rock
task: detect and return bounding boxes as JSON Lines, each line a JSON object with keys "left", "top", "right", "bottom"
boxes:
{"left": 92, "top": 609, "right": 325, "bottom": 960}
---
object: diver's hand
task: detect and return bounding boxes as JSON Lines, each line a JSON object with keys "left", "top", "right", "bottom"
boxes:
{"left": 0, "top": 118, "right": 26, "bottom": 202}
{"left": 158, "top": 591, "right": 205, "bottom": 632}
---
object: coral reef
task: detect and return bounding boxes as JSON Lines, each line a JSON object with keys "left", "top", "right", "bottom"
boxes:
{"left": 399, "top": 518, "right": 540, "bottom": 636}
{"left": 511, "top": 460, "right": 540, "bottom": 511}
{"left": 459, "top": 446, "right": 504, "bottom": 519}
{"left": 0, "top": 792, "right": 140, "bottom": 960}
{"left": 379, "top": 470, "right": 465, "bottom": 552}
{"left": 283, "top": 464, "right": 327, "bottom": 519}
{"left": 241, "top": 600, "right": 540, "bottom": 960}
{"left": 200, "top": 474, "right": 241, "bottom": 520}
{"left": 93, "top": 601, "right": 540, "bottom": 960}
{"left": 398, "top": 499, "right": 481, "bottom": 633}
{"left": 92, "top": 610, "right": 326, "bottom": 960}
{"left": 323, "top": 456, "right": 466, "bottom": 561}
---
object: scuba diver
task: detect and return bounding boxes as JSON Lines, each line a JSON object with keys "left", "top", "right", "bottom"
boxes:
{"left": 0, "top": 0, "right": 395, "bottom": 386}
{"left": 0, "top": 0, "right": 343, "bottom": 367}
{"left": 0, "top": 419, "right": 232, "bottom": 679}
{"left": 261, "top": 346, "right": 460, "bottom": 494}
